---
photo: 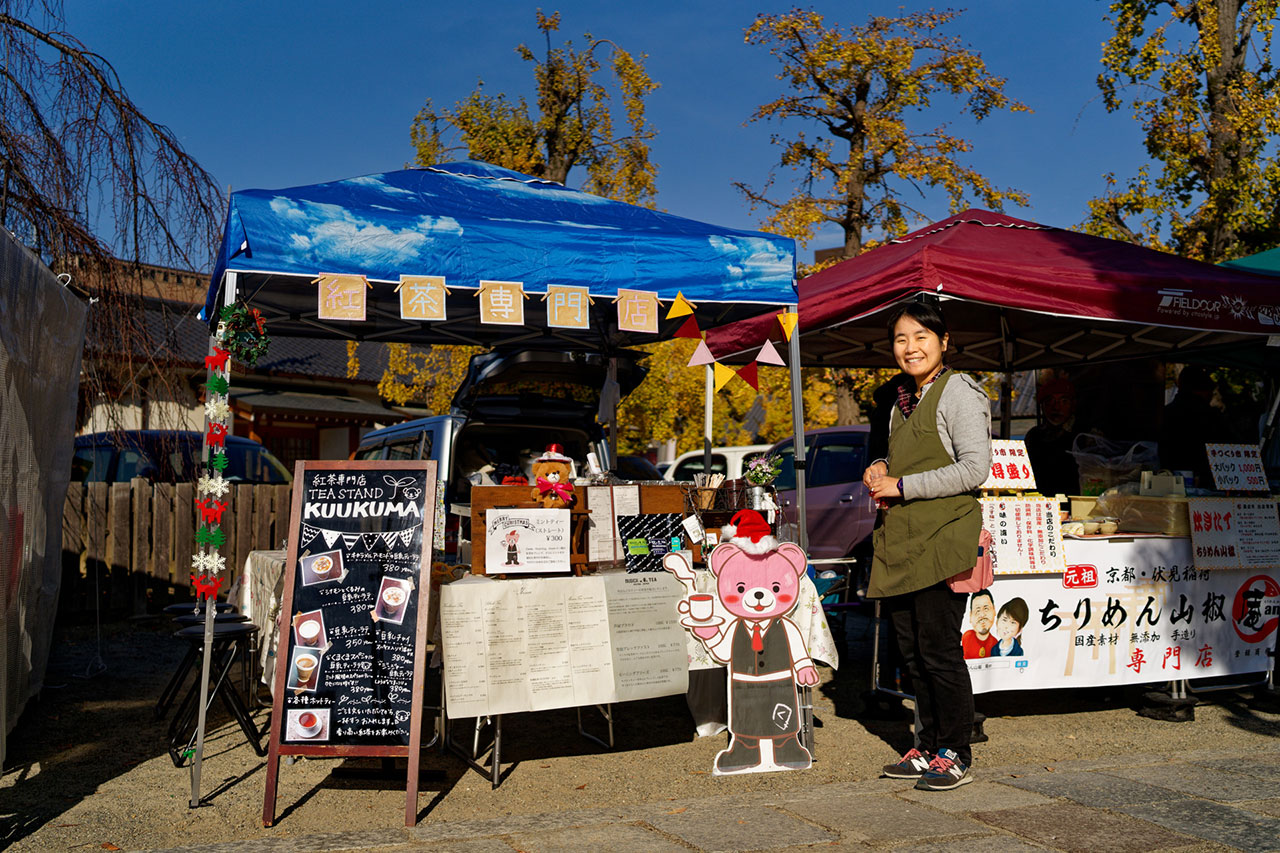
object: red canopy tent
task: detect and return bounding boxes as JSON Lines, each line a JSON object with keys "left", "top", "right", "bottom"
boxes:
{"left": 709, "top": 209, "right": 1280, "bottom": 372}
{"left": 706, "top": 209, "right": 1280, "bottom": 551}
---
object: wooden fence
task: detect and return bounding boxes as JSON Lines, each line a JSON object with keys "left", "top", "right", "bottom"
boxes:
{"left": 60, "top": 479, "right": 293, "bottom": 616}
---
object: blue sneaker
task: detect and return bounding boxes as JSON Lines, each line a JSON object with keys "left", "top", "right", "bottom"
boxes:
{"left": 914, "top": 748, "right": 972, "bottom": 790}
{"left": 882, "top": 747, "right": 932, "bottom": 778}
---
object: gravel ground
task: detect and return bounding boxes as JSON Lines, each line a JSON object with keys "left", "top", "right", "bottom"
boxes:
{"left": 3, "top": 613, "right": 1278, "bottom": 851}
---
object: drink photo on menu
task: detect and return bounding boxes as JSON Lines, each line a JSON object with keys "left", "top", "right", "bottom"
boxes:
{"left": 292, "top": 609, "right": 328, "bottom": 650}
{"left": 374, "top": 577, "right": 412, "bottom": 626}
{"left": 287, "top": 646, "right": 323, "bottom": 693}
{"left": 285, "top": 708, "right": 330, "bottom": 742}
{"left": 299, "top": 550, "right": 346, "bottom": 586}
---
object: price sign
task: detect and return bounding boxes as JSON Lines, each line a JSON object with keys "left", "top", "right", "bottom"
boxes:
{"left": 1189, "top": 497, "right": 1280, "bottom": 570}
{"left": 1205, "top": 444, "right": 1269, "bottom": 493}
{"left": 981, "top": 440, "right": 1037, "bottom": 492}
{"left": 980, "top": 496, "right": 1065, "bottom": 575}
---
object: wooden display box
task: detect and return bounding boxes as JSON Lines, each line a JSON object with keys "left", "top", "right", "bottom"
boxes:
{"left": 469, "top": 483, "right": 694, "bottom": 575}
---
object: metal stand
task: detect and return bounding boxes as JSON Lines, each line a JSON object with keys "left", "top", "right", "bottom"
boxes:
{"left": 576, "top": 704, "right": 614, "bottom": 749}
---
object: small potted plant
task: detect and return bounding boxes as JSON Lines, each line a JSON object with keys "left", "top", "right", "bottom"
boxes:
{"left": 743, "top": 454, "right": 781, "bottom": 509}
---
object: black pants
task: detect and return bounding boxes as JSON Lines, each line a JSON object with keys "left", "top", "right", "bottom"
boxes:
{"left": 884, "top": 581, "right": 974, "bottom": 764}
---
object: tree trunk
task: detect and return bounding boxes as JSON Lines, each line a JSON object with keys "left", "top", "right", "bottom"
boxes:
{"left": 835, "top": 382, "right": 862, "bottom": 425}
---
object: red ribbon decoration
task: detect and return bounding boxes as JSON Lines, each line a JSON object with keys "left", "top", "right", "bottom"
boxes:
{"left": 536, "top": 476, "right": 575, "bottom": 504}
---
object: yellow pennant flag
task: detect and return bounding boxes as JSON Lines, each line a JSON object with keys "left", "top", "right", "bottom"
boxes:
{"left": 777, "top": 311, "right": 799, "bottom": 341}
{"left": 713, "top": 362, "right": 736, "bottom": 392}
{"left": 665, "top": 291, "right": 696, "bottom": 319}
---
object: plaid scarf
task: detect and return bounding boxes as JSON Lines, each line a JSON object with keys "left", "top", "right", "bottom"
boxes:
{"left": 896, "top": 366, "right": 949, "bottom": 420}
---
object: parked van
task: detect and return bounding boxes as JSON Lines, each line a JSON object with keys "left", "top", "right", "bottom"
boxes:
{"left": 767, "top": 425, "right": 876, "bottom": 562}
{"left": 72, "top": 430, "right": 292, "bottom": 484}
{"left": 662, "top": 444, "right": 773, "bottom": 482}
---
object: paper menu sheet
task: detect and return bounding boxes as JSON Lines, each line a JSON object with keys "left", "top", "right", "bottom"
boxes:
{"left": 601, "top": 573, "right": 688, "bottom": 702}
{"left": 586, "top": 485, "right": 642, "bottom": 564}
{"left": 587, "top": 486, "right": 618, "bottom": 563}
{"left": 440, "top": 573, "right": 688, "bottom": 718}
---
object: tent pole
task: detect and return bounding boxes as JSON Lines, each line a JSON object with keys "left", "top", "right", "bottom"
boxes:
{"left": 607, "top": 357, "right": 619, "bottom": 469}
{"left": 703, "top": 365, "right": 713, "bottom": 478}
{"left": 190, "top": 269, "right": 237, "bottom": 807}
{"left": 999, "top": 311, "right": 1013, "bottom": 439}
{"left": 787, "top": 303, "right": 808, "bottom": 551}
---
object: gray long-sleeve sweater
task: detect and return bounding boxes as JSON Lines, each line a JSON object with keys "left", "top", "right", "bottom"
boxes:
{"left": 891, "top": 372, "right": 992, "bottom": 500}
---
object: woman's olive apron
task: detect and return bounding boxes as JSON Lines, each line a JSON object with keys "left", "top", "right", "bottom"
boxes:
{"left": 868, "top": 370, "right": 982, "bottom": 599}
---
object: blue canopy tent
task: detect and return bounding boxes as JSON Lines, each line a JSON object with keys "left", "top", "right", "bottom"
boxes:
{"left": 189, "top": 164, "right": 802, "bottom": 808}
{"left": 203, "top": 161, "right": 797, "bottom": 350}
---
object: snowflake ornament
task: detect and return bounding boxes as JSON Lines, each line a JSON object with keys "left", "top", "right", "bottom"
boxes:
{"left": 191, "top": 550, "right": 227, "bottom": 574}
{"left": 197, "top": 473, "right": 230, "bottom": 498}
{"left": 204, "top": 397, "right": 231, "bottom": 422}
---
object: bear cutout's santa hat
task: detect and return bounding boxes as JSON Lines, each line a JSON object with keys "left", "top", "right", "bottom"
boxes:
{"left": 720, "top": 509, "right": 779, "bottom": 555}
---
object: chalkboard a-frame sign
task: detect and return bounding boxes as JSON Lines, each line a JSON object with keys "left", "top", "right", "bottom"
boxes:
{"left": 263, "top": 460, "right": 437, "bottom": 827}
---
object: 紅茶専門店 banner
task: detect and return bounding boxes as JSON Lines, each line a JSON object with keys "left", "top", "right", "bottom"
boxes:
{"left": 955, "top": 538, "right": 1279, "bottom": 693}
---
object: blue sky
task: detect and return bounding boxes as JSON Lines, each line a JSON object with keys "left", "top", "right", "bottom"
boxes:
{"left": 63, "top": 1, "right": 1151, "bottom": 263}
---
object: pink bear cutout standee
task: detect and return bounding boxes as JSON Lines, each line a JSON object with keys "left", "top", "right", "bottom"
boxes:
{"left": 665, "top": 509, "right": 819, "bottom": 776}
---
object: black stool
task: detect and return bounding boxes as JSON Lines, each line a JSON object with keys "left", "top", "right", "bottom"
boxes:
{"left": 166, "top": 622, "right": 266, "bottom": 766}
{"left": 163, "top": 601, "right": 236, "bottom": 616}
{"left": 155, "top": 613, "right": 251, "bottom": 719}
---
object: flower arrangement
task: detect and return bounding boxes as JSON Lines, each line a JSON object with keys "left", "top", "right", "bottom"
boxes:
{"left": 744, "top": 454, "right": 782, "bottom": 486}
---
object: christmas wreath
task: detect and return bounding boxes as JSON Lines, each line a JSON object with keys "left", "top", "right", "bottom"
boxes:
{"left": 219, "top": 302, "right": 270, "bottom": 366}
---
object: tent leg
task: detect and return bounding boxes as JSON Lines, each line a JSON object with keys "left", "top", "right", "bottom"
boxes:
{"left": 787, "top": 303, "right": 808, "bottom": 552}
{"left": 190, "top": 270, "right": 237, "bottom": 808}
{"left": 703, "top": 365, "right": 713, "bottom": 476}
{"left": 1000, "top": 373, "right": 1012, "bottom": 439}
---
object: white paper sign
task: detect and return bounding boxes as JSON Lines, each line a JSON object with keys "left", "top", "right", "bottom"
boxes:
{"left": 440, "top": 574, "right": 689, "bottom": 718}
{"left": 1205, "top": 443, "right": 1269, "bottom": 493}
{"left": 586, "top": 486, "right": 620, "bottom": 563}
{"left": 981, "top": 439, "right": 1037, "bottom": 491}
{"left": 956, "top": 538, "right": 1280, "bottom": 694}
{"left": 485, "top": 508, "right": 570, "bottom": 574}
{"left": 981, "top": 496, "right": 1066, "bottom": 575}
{"left": 1188, "top": 497, "right": 1280, "bottom": 570}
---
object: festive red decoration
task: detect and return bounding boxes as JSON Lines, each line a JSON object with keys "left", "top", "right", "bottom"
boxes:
{"left": 737, "top": 361, "right": 759, "bottom": 390}
{"left": 727, "top": 509, "right": 772, "bottom": 543}
{"left": 190, "top": 573, "right": 224, "bottom": 600}
{"left": 673, "top": 315, "right": 702, "bottom": 339}
{"left": 204, "top": 346, "right": 231, "bottom": 371}
{"left": 251, "top": 307, "right": 265, "bottom": 334}
{"left": 195, "top": 498, "right": 228, "bottom": 525}
{"left": 206, "top": 423, "right": 228, "bottom": 448}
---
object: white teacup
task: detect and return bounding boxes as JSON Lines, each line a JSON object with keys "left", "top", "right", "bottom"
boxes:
{"left": 688, "top": 593, "right": 715, "bottom": 622}
{"left": 381, "top": 585, "right": 407, "bottom": 619}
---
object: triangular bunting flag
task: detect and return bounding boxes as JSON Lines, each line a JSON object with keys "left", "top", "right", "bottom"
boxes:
{"left": 673, "top": 315, "right": 702, "bottom": 339}
{"left": 322, "top": 530, "right": 340, "bottom": 548}
{"left": 400, "top": 528, "right": 413, "bottom": 546}
{"left": 300, "top": 525, "right": 320, "bottom": 548}
{"left": 665, "top": 291, "right": 695, "bottom": 319}
{"left": 688, "top": 340, "right": 716, "bottom": 367}
{"left": 777, "top": 312, "right": 799, "bottom": 341}
{"left": 362, "top": 533, "right": 379, "bottom": 550}
{"left": 341, "top": 533, "right": 360, "bottom": 550}
{"left": 738, "top": 361, "right": 759, "bottom": 390}
{"left": 381, "top": 531, "right": 398, "bottom": 548}
{"left": 757, "top": 339, "right": 786, "bottom": 366}
{"left": 713, "top": 362, "right": 736, "bottom": 392}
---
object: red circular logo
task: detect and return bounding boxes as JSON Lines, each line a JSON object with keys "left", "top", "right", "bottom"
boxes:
{"left": 1232, "top": 574, "right": 1280, "bottom": 643}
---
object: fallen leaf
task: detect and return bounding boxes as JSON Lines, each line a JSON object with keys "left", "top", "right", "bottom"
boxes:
{"left": 667, "top": 807, "right": 687, "bottom": 814}
{"left": 1009, "top": 774, "right": 1022, "bottom": 779}
{"left": 1045, "top": 766, "right": 1056, "bottom": 772}
{"left": 102, "top": 845, "right": 121, "bottom": 851}
{"left": 1066, "top": 735, "right": 1076, "bottom": 740}
{"left": 575, "top": 784, "right": 587, "bottom": 790}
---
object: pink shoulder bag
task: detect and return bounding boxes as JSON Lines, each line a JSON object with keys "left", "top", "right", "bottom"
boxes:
{"left": 947, "top": 527, "right": 993, "bottom": 594}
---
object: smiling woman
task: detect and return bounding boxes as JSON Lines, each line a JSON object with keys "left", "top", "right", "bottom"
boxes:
{"left": 861, "top": 298, "right": 992, "bottom": 793}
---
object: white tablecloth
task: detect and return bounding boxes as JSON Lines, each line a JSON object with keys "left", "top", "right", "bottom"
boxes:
{"left": 239, "top": 549, "right": 287, "bottom": 691}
